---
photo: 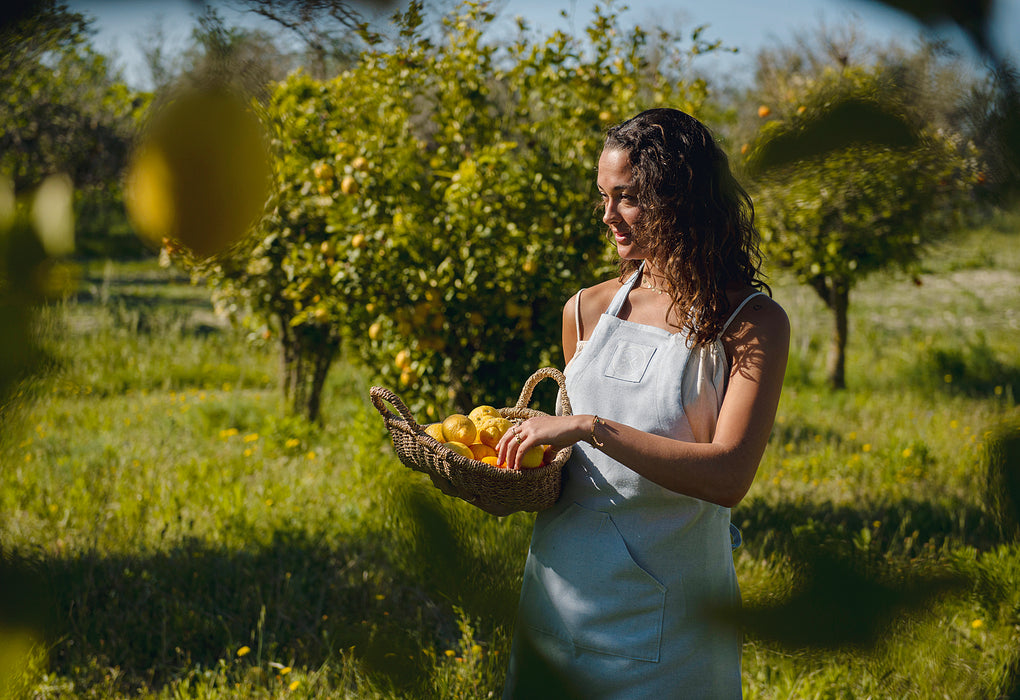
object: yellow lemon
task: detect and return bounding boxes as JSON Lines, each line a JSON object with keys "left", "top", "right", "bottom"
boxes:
{"left": 445, "top": 441, "right": 473, "bottom": 459}
{"left": 442, "top": 414, "right": 476, "bottom": 444}
{"left": 476, "top": 416, "right": 513, "bottom": 448}
{"left": 520, "top": 444, "right": 549, "bottom": 469}
{"left": 468, "top": 405, "right": 501, "bottom": 425}
{"left": 469, "top": 443, "right": 497, "bottom": 462}
{"left": 340, "top": 175, "right": 359, "bottom": 195}
{"left": 424, "top": 423, "right": 445, "bottom": 443}
{"left": 481, "top": 455, "right": 504, "bottom": 468}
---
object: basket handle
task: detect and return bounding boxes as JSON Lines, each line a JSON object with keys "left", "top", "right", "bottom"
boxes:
{"left": 370, "top": 385, "right": 420, "bottom": 427}
{"left": 514, "top": 367, "right": 572, "bottom": 417}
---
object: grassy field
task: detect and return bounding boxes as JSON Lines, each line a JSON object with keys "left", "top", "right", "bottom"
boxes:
{"left": 1, "top": 211, "right": 1019, "bottom": 698}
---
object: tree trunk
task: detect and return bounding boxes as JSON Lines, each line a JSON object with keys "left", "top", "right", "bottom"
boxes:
{"left": 827, "top": 283, "right": 849, "bottom": 390}
{"left": 808, "top": 275, "right": 849, "bottom": 390}
{"left": 278, "top": 318, "right": 339, "bottom": 423}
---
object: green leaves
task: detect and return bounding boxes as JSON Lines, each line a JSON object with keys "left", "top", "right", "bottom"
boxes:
{"left": 747, "top": 98, "right": 920, "bottom": 175}
{"left": 172, "top": 0, "right": 728, "bottom": 418}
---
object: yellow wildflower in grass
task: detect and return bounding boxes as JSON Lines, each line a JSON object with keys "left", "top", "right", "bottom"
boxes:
{"left": 243, "top": 433, "right": 259, "bottom": 443}
{"left": 243, "top": 448, "right": 253, "bottom": 457}
{"left": 862, "top": 444, "right": 872, "bottom": 453}
{"left": 950, "top": 420, "right": 959, "bottom": 429}
{"left": 444, "top": 649, "right": 456, "bottom": 657}
{"left": 237, "top": 645, "right": 251, "bottom": 657}
{"left": 995, "top": 385, "right": 1004, "bottom": 395}
{"left": 280, "top": 666, "right": 292, "bottom": 675}
{"left": 972, "top": 619, "right": 983, "bottom": 629}
{"left": 285, "top": 438, "right": 300, "bottom": 448}
{"left": 902, "top": 447, "right": 913, "bottom": 458}
{"left": 847, "top": 431, "right": 857, "bottom": 440}
{"left": 220, "top": 428, "right": 238, "bottom": 439}
{"left": 306, "top": 451, "right": 316, "bottom": 460}
{"left": 289, "top": 680, "right": 300, "bottom": 691}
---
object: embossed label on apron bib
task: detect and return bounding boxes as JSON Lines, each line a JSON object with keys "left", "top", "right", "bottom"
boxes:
{"left": 604, "top": 340, "right": 656, "bottom": 383}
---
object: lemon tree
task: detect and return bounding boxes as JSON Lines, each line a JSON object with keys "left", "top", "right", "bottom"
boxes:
{"left": 176, "top": 0, "right": 724, "bottom": 420}
{"left": 747, "top": 65, "right": 980, "bottom": 388}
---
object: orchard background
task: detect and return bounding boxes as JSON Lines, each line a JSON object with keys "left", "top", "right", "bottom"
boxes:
{"left": 2, "top": 0, "right": 1019, "bottom": 697}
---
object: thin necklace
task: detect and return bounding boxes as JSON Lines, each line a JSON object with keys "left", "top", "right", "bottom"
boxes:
{"left": 640, "top": 273, "right": 668, "bottom": 295}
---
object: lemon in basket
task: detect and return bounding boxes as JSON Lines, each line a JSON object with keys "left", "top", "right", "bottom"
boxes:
{"left": 424, "top": 423, "right": 446, "bottom": 442}
{"left": 469, "top": 443, "right": 498, "bottom": 462}
{"left": 468, "top": 405, "right": 501, "bottom": 424}
{"left": 442, "top": 414, "right": 476, "bottom": 444}
{"left": 445, "top": 441, "right": 474, "bottom": 459}
{"left": 476, "top": 416, "right": 513, "bottom": 449}
{"left": 521, "top": 444, "right": 550, "bottom": 469}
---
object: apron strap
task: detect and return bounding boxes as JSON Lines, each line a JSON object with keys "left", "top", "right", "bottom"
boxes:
{"left": 605, "top": 261, "right": 645, "bottom": 318}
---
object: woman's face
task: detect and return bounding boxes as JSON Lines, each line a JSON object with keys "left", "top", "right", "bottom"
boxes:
{"left": 597, "top": 147, "right": 648, "bottom": 261}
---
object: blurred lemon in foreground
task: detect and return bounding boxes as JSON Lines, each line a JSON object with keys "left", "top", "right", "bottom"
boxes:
{"left": 424, "top": 423, "right": 445, "bottom": 442}
{"left": 125, "top": 87, "right": 271, "bottom": 258}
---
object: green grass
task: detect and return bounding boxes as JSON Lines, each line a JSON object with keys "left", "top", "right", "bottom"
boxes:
{"left": 1, "top": 215, "right": 1019, "bottom": 698}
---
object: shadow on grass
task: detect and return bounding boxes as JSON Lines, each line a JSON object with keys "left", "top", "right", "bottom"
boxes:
{"left": 3, "top": 480, "right": 1017, "bottom": 694}
{"left": 1, "top": 485, "right": 526, "bottom": 694}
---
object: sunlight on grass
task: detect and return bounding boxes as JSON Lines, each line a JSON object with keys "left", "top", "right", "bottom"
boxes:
{"left": 0, "top": 221, "right": 1018, "bottom": 697}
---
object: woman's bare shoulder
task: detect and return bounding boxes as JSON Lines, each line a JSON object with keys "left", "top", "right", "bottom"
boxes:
{"left": 720, "top": 293, "right": 790, "bottom": 367}
{"left": 563, "top": 277, "right": 626, "bottom": 341}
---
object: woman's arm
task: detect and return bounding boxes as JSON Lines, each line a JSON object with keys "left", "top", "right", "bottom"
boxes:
{"left": 497, "top": 297, "right": 790, "bottom": 508}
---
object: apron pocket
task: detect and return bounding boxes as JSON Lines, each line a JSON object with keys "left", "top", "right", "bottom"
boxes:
{"left": 520, "top": 503, "right": 670, "bottom": 662}
{"left": 603, "top": 340, "right": 656, "bottom": 383}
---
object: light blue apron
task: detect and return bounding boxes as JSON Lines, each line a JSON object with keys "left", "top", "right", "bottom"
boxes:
{"left": 504, "top": 265, "right": 757, "bottom": 699}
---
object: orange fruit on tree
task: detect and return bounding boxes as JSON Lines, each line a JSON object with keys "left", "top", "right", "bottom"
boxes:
{"left": 757, "top": 105, "right": 771, "bottom": 118}
{"left": 442, "top": 414, "right": 476, "bottom": 444}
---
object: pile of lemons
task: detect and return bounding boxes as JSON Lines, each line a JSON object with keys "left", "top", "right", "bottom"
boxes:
{"left": 425, "top": 405, "right": 552, "bottom": 469}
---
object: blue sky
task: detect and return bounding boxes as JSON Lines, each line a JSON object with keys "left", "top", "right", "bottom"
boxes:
{"left": 75, "top": 0, "right": 1018, "bottom": 90}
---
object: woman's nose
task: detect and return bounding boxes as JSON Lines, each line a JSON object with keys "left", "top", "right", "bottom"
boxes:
{"left": 602, "top": 200, "right": 618, "bottom": 224}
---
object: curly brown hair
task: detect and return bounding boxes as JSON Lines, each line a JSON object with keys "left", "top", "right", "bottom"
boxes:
{"left": 603, "top": 108, "right": 770, "bottom": 345}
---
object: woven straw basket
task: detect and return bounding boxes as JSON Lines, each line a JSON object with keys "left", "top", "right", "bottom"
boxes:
{"left": 370, "top": 367, "right": 572, "bottom": 514}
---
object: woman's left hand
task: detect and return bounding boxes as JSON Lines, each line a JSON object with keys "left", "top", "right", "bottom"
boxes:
{"left": 496, "top": 414, "right": 588, "bottom": 470}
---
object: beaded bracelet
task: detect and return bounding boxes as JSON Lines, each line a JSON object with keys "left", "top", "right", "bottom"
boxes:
{"left": 590, "top": 415, "right": 605, "bottom": 448}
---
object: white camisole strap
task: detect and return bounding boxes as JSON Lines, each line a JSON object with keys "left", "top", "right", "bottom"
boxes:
{"left": 575, "top": 288, "right": 586, "bottom": 342}
{"left": 720, "top": 291, "right": 766, "bottom": 334}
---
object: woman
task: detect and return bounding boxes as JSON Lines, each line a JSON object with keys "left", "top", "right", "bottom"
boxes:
{"left": 496, "top": 108, "right": 790, "bottom": 698}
